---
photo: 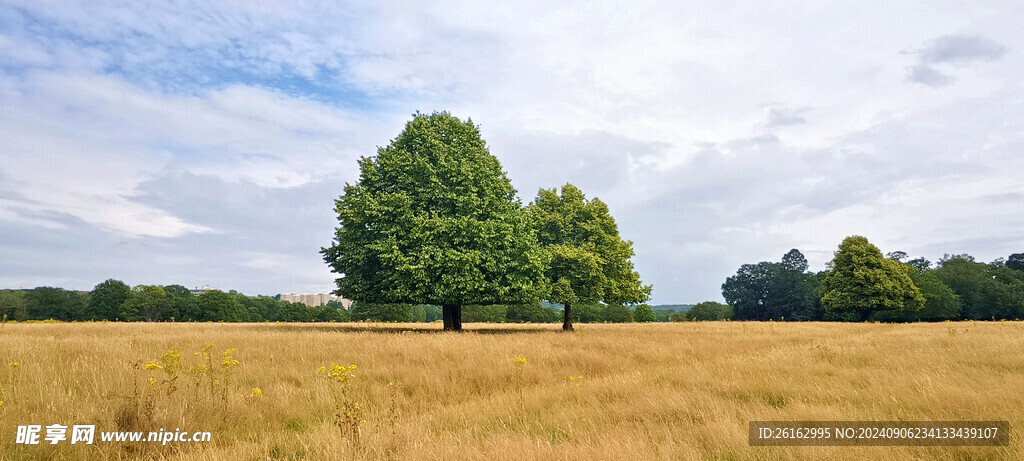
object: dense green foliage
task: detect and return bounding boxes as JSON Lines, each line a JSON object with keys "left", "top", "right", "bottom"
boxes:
{"left": 122, "top": 285, "right": 171, "bottom": 321}
{"left": 722, "top": 249, "right": 821, "bottom": 321}
{"left": 462, "top": 304, "right": 508, "bottom": 323}
{"left": 668, "top": 312, "right": 688, "bottom": 322}
{"left": 87, "top": 279, "right": 132, "bottom": 320}
{"left": 820, "top": 236, "right": 924, "bottom": 321}
{"left": 321, "top": 112, "right": 546, "bottom": 331}
{"left": 685, "top": 301, "right": 733, "bottom": 321}
{"left": 505, "top": 302, "right": 560, "bottom": 323}
{"left": 24, "top": 287, "right": 86, "bottom": 321}
{"left": 0, "top": 289, "right": 27, "bottom": 320}
{"left": 600, "top": 304, "right": 633, "bottom": 323}
{"left": 875, "top": 270, "right": 961, "bottom": 322}
{"left": 934, "top": 257, "right": 1024, "bottom": 320}
{"left": 349, "top": 301, "right": 416, "bottom": 322}
{"left": 527, "top": 183, "right": 651, "bottom": 330}
{"left": 632, "top": 304, "right": 657, "bottom": 322}
{"left": 721, "top": 237, "right": 1019, "bottom": 322}
{"left": 571, "top": 303, "right": 603, "bottom": 323}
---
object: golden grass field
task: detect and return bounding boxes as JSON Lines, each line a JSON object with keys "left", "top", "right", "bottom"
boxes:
{"left": 1, "top": 321, "right": 1022, "bottom": 460}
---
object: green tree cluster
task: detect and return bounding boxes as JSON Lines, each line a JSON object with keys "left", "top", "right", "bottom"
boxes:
{"left": 722, "top": 249, "right": 821, "bottom": 321}
{"left": 322, "top": 113, "right": 650, "bottom": 331}
{"left": 722, "top": 236, "right": 1021, "bottom": 322}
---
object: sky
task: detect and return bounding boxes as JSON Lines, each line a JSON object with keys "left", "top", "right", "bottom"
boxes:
{"left": 1, "top": 1, "right": 1023, "bottom": 304}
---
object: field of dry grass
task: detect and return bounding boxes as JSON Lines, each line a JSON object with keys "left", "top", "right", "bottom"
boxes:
{"left": 1, "top": 321, "right": 1022, "bottom": 460}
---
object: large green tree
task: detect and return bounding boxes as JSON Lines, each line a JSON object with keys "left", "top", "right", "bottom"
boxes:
{"left": 87, "top": 279, "right": 132, "bottom": 320}
{"left": 527, "top": 184, "right": 650, "bottom": 331}
{"left": 322, "top": 112, "right": 546, "bottom": 331}
{"left": 819, "top": 236, "right": 924, "bottom": 322}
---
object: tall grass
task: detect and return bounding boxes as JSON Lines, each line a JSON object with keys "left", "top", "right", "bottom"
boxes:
{"left": 1, "top": 321, "right": 1022, "bottom": 460}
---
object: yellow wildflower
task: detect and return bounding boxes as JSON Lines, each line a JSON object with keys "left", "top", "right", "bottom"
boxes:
{"left": 8, "top": 362, "right": 18, "bottom": 368}
{"left": 144, "top": 360, "right": 163, "bottom": 371}
{"left": 251, "top": 387, "right": 262, "bottom": 398}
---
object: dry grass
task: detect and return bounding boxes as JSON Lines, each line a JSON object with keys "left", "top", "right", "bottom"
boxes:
{"left": 1, "top": 321, "right": 1022, "bottom": 460}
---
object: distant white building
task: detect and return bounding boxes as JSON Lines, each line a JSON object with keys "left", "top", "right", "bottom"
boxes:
{"left": 190, "top": 285, "right": 215, "bottom": 295}
{"left": 280, "top": 293, "right": 352, "bottom": 309}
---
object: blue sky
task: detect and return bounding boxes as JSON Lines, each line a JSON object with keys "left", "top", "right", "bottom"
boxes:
{"left": 1, "top": 1, "right": 1023, "bottom": 303}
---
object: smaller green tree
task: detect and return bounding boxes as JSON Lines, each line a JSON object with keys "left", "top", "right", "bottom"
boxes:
{"left": 528, "top": 184, "right": 651, "bottom": 331}
{"left": 632, "top": 304, "right": 657, "bottom": 322}
{"left": 820, "top": 236, "right": 924, "bottom": 322}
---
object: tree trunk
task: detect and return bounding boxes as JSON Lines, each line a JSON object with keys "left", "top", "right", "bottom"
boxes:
{"left": 562, "top": 302, "right": 574, "bottom": 331}
{"left": 442, "top": 304, "right": 463, "bottom": 332}
{"left": 866, "top": 309, "right": 875, "bottom": 323}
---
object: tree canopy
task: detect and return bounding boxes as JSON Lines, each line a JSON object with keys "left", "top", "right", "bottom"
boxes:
{"left": 527, "top": 184, "right": 650, "bottom": 331}
{"left": 87, "top": 279, "right": 132, "bottom": 321}
{"left": 820, "top": 236, "right": 924, "bottom": 321}
{"left": 321, "top": 112, "right": 546, "bottom": 331}
{"left": 722, "top": 249, "right": 820, "bottom": 321}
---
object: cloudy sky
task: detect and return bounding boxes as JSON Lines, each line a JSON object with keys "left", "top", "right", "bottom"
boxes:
{"left": 2, "top": 1, "right": 1022, "bottom": 303}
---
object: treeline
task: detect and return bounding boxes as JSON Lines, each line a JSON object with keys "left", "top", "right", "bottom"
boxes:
{"left": 718, "top": 239, "right": 1024, "bottom": 322}
{"left": 0, "top": 281, "right": 349, "bottom": 323}
{"left": 0, "top": 281, "right": 681, "bottom": 324}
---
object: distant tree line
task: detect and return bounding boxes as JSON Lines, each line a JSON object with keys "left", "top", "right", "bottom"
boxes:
{"left": 0, "top": 281, "right": 681, "bottom": 324}
{"left": 716, "top": 237, "right": 1024, "bottom": 322}
{"left": 0, "top": 281, "right": 351, "bottom": 323}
